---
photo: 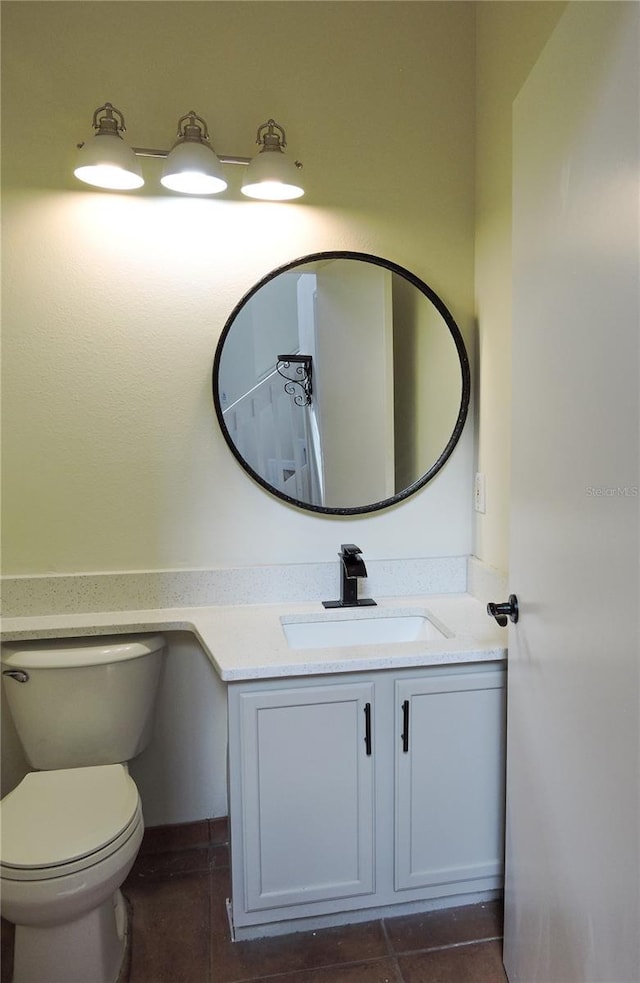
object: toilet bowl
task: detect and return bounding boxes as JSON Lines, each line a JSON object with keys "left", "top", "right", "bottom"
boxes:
{"left": 1, "top": 765, "right": 143, "bottom": 983}
{"left": 0, "top": 634, "right": 166, "bottom": 983}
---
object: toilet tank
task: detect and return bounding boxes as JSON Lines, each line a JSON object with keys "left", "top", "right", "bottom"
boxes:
{"left": 1, "top": 634, "right": 165, "bottom": 770}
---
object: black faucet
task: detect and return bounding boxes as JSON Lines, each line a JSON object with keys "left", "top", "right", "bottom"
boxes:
{"left": 323, "top": 544, "right": 377, "bottom": 609}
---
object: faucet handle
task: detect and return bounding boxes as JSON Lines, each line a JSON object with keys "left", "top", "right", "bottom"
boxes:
{"left": 323, "top": 543, "right": 376, "bottom": 609}
{"left": 340, "top": 543, "right": 362, "bottom": 556}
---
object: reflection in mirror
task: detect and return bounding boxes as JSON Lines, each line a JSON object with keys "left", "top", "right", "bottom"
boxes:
{"left": 212, "top": 252, "right": 470, "bottom": 515}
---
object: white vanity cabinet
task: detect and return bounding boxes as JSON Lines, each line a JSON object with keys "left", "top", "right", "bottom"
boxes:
{"left": 394, "top": 671, "right": 506, "bottom": 893}
{"left": 227, "top": 663, "right": 506, "bottom": 937}
{"left": 227, "top": 679, "right": 376, "bottom": 915}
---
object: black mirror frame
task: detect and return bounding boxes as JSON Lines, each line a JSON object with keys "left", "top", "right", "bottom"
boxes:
{"left": 212, "top": 250, "right": 471, "bottom": 516}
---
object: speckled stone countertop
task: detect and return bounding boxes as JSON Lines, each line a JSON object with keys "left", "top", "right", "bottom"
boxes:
{"left": 1, "top": 593, "right": 506, "bottom": 681}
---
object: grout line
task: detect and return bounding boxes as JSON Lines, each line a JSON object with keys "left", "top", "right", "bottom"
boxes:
{"left": 380, "top": 918, "right": 407, "bottom": 983}
{"left": 216, "top": 954, "right": 406, "bottom": 983}
{"left": 380, "top": 917, "right": 394, "bottom": 955}
{"left": 392, "top": 933, "right": 504, "bottom": 958}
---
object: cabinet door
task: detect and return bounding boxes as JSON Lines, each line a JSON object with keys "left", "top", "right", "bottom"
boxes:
{"left": 234, "top": 680, "right": 375, "bottom": 912}
{"left": 395, "top": 668, "right": 506, "bottom": 892}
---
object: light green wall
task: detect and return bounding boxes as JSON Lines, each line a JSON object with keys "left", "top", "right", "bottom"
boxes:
{"left": 1, "top": 0, "right": 572, "bottom": 579}
{"left": 1, "top": 0, "right": 476, "bottom": 575}
{"left": 474, "top": 0, "right": 568, "bottom": 574}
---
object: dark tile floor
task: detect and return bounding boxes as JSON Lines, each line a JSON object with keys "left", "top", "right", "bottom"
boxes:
{"left": 1, "top": 819, "right": 508, "bottom": 983}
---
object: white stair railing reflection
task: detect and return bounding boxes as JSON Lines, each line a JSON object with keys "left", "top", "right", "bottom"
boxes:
{"left": 223, "top": 368, "right": 322, "bottom": 505}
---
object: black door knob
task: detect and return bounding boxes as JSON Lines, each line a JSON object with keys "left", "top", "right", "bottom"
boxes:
{"left": 487, "top": 594, "right": 519, "bottom": 626}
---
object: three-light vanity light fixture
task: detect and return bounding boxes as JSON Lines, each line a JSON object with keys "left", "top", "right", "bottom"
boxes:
{"left": 74, "top": 103, "right": 305, "bottom": 200}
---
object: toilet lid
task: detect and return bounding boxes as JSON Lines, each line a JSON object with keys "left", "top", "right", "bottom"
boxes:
{"left": 0, "top": 765, "right": 139, "bottom": 869}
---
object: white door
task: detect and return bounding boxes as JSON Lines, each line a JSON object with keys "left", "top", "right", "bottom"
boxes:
{"left": 504, "top": 4, "right": 639, "bottom": 982}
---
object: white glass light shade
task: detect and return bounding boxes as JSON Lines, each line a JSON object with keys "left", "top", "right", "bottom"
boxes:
{"left": 74, "top": 133, "right": 144, "bottom": 190}
{"left": 160, "top": 141, "right": 227, "bottom": 195}
{"left": 241, "top": 150, "right": 304, "bottom": 201}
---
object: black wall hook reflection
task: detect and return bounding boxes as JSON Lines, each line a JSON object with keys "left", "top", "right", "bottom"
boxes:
{"left": 487, "top": 594, "right": 519, "bottom": 626}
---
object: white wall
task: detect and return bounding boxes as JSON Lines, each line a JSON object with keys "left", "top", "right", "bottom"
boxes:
{"left": 128, "top": 634, "right": 228, "bottom": 825}
{"left": 1, "top": 1, "right": 476, "bottom": 576}
{"left": 474, "top": 0, "right": 567, "bottom": 573}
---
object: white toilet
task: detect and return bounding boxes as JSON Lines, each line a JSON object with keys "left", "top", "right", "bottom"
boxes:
{"left": 0, "top": 634, "right": 166, "bottom": 983}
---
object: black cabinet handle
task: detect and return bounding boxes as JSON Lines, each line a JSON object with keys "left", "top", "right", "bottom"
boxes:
{"left": 364, "top": 702, "right": 372, "bottom": 756}
{"left": 487, "top": 594, "right": 519, "bottom": 627}
{"left": 401, "top": 699, "right": 410, "bottom": 753}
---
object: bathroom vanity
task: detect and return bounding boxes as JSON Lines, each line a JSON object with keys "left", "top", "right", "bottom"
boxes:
{"left": 227, "top": 660, "right": 505, "bottom": 938}
{"left": 1, "top": 574, "right": 508, "bottom": 942}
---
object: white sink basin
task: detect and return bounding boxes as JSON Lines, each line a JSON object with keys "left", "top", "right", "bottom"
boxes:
{"left": 282, "top": 613, "right": 447, "bottom": 650}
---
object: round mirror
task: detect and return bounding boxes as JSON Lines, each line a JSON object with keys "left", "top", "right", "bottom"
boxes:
{"left": 212, "top": 251, "right": 470, "bottom": 515}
